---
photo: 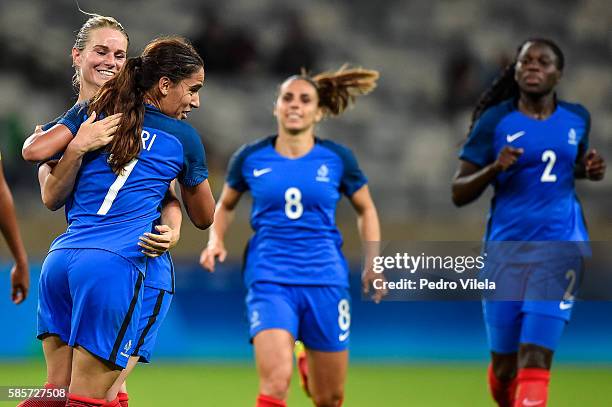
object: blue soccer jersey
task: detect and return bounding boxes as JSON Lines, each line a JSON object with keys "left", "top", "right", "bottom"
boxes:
{"left": 460, "top": 99, "right": 590, "bottom": 242}
{"left": 50, "top": 103, "right": 208, "bottom": 272}
{"left": 227, "top": 135, "right": 367, "bottom": 288}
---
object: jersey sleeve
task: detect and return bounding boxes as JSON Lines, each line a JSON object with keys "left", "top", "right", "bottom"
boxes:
{"left": 459, "top": 108, "right": 501, "bottom": 167}
{"left": 178, "top": 126, "right": 208, "bottom": 187}
{"left": 321, "top": 140, "right": 368, "bottom": 197}
{"left": 339, "top": 147, "right": 368, "bottom": 197}
{"left": 56, "top": 102, "right": 89, "bottom": 136}
{"left": 225, "top": 144, "right": 249, "bottom": 192}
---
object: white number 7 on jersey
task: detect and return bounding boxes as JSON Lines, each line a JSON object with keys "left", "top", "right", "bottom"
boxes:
{"left": 97, "top": 158, "right": 139, "bottom": 215}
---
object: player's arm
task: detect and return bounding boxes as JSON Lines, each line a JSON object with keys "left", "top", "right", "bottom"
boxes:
{"left": 138, "top": 181, "right": 183, "bottom": 258}
{"left": 0, "top": 156, "right": 29, "bottom": 304}
{"left": 452, "top": 146, "right": 524, "bottom": 207}
{"left": 349, "top": 185, "right": 385, "bottom": 303}
{"left": 42, "top": 112, "right": 120, "bottom": 210}
{"left": 179, "top": 179, "right": 215, "bottom": 230}
{"left": 22, "top": 125, "right": 73, "bottom": 163}
{"left": 199, "top": 184, "right": 243, "bottom": 272}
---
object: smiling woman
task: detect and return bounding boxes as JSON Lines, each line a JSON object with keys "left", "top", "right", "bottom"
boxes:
{"left": 200, "top": 66, "right": 383, "bottom": 407}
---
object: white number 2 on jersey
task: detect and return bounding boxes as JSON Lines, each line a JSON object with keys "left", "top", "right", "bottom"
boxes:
{"left": 284, "top": 187, "right": 303, "bottom": 219}
{"left": 540, "top": 150, "right": 557, "bottom": 183}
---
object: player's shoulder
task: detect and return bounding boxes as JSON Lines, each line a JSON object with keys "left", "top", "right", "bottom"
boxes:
{"left": 557, "top": 100, "right": 590, "bottom": 123}
{"left": 232, "top": 135, "right": 275, "bottom": 161}
{"left": 144, "top": 105, "right": 200, "bottom": 143}
{"left": 478, "top": 99, "right": 516, "bottom": 127}
{"left": 316, "top": 138, "right": 358, "bottom": 163}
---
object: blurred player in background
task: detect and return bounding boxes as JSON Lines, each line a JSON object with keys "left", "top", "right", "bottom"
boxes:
{"left": 20, "top": 15, "right": 182, "bottom": 407}
{"left": 23, "top": 37, "right": 214, "bottom": 407}
{"left": 452, "top": 38, "right": 605, "bottom": 407}
{"left": 200, "top": 66, "right": 383, "bottom": 407}
{"left": 0, "top": 150, "right": 29, "bottom": 305}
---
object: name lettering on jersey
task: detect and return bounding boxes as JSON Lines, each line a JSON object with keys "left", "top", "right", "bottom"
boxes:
{"left": 253, "top": 168, "right": 272, "bottom": 177}
{"left": 316, "top": 164, "right": 330, "bottom": 182}
{"left": 568, "top": 128, "right": 577, "bottom": 145}
{"left": 506, "top": 130, "right": 526, "bottom": 143}
{"left": 141, "top": 130, "right": 158, "bottom": 151}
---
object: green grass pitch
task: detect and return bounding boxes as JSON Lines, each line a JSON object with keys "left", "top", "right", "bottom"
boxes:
{"left": 0, "top": 362, "right": 610, "bottom": 406}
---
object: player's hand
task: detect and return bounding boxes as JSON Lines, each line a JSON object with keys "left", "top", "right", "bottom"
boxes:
{"left": 138, "top": 225, "right": 180, "bottom": 258}
{"left": 492, "top": 146, "right": 523, "bottom": 172}
{"left": 362, "top": 267, "right": 387, "bottom": 304}
{"left": 10, "top": 262, "right": 29, "bottom": 305}
{"left": 33, "top": 124, "right": 43, "bottom": 134}
{"left": 71, "top": 111, "right": 121, "bottom": 155}
{"left": 584, "top": 149, "right": 605, "bottom": 181}
{"left": 199, "top": 242, "right": 227, "bottom": 273}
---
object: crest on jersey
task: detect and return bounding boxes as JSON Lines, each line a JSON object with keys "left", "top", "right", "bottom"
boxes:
{"left": 568, "top": 128, "right": 577, "bottom": 145}
{"left": 124, "top": 340, "right": 132, "bottom": 352}
{"left": 316, "top": 164, "right": 330, "bottom": 182}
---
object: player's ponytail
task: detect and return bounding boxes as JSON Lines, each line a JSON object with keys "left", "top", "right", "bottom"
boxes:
{"left": 285, "top": 66, "right": 379, "bottom": 118}
{"left": 313, "top": 65, "right": 379, "bottom": 117}
{"left": 88, "top": 56, "right": 144, "bottom": 174}
{"left": 89, "top": 36, "right": 204, "bottom": 174}
{"left": 467, "top": 64, "right": 518, "bottom": 134}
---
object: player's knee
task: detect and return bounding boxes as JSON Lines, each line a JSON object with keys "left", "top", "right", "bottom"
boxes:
{"left": 312, "top": 389, "right": 344, "bottom": 407}
{"left": 260, "top": 369, "right": 292, "bottom": 400}
{"left": 518, "top": 343, "right": 553, "bottom": 369}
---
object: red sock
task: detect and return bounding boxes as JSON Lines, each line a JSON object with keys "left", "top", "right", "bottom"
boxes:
{"left": 513, "top": 368, "right": 550, "bottom": 407}
{"left": 116, "top": 392, "right": 128, "bottom": 407}
{"left": 488, "top": 364, "right": 518, "bottom": 407}
{"left": 256, "top": 394, "right": 286, "bottom": 407}
{"left": 17, "top": 383, "right": 66, "bottom": 407}
{"left": 65, "top": 394, "right": 106, "bottom": 407}
{"left": 102, "top": 398, "right": 120, "bottom": 407}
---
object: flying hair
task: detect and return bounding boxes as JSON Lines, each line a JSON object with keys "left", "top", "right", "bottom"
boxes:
{"left": 288, "top": 65, "right": 380, "bottom": 117}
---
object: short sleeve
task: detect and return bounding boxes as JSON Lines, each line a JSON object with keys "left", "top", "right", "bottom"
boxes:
{"left": 339, "top": 147, "right": 368, "bottom": 197}
{"left": 178, "top": 127, "right": 208, "bottom": 187}
{"left": 226, "top": 145, "right": 249, "bottom": 192}
{"left": 320, "top": 140, "right": 368, "bottom": 197}
{"left": 459, "top": 109, "right": 500, "bottom": 168}
{"left": 57, "top": 102, "right": 88, "bottom": 136}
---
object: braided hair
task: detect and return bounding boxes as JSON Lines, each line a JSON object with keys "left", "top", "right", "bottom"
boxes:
{"left": 467, "top": 38, "right": 565, "bottom": 134}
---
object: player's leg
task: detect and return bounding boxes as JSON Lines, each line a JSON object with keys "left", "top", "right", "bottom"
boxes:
{"left": 65, "top": 249, "right": 144, "bottom": 406}
{"left": 298, "top": 286, "right": 351, "bottom": 407}
{"left": 254, "top": 329, "right": 295, "bottom": 406}
{"left": 305, "top": 350, "right": 348, "bottom": 407}
{"left": 18, "top": 250, "right": 74, "bottom": 407}
{"left": 483, "top": 300, "right": 522, "bottom": 407}
{"left": 106, "top": 287, "right": 173, "bottom": 406}
{"left": 513, "top": 311, "right": 567, "bottom": 407}
{"left": 247, "top": 282, "right": 299, "bottom": 406}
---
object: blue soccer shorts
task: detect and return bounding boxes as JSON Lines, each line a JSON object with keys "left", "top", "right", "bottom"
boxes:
{"left": 482, "top": 256, "right": 583, "bottom": 353}
{"left": 246, "top": 282, "right": 351, "bottom": 352}
{"left": 132, "top": 285, "right": 173, "bottom": 363}
{"left": 37, "top": 248, "right": 144, "bottom": 369}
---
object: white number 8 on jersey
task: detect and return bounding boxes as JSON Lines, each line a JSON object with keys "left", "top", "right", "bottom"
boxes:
{"left": 284, "top": 187, "right": 303, "bottom": 219}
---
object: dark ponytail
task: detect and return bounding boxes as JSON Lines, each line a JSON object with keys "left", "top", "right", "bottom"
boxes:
{"left": 88, "top": 37, "right": 204, "bottom": 174}
{"left": 89, "top": 56, "right": 145, "bottom": 174}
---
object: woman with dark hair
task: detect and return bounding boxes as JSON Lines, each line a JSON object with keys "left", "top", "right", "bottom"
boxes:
{"left": 20, "top": 15, "right": 183, "bottom": 407}
{"left": 452, "top": 39, "right": 605, "bottom": 407}
{"left": 200, "top": 66, "right": 384, "bottom": 407}
{"left": 32, "top": 36, "right": 214, "bottom": 407}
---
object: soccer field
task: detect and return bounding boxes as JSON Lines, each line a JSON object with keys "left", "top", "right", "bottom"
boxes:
{"left": 0, "top": 362, "right": 610, "bottom": 406}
